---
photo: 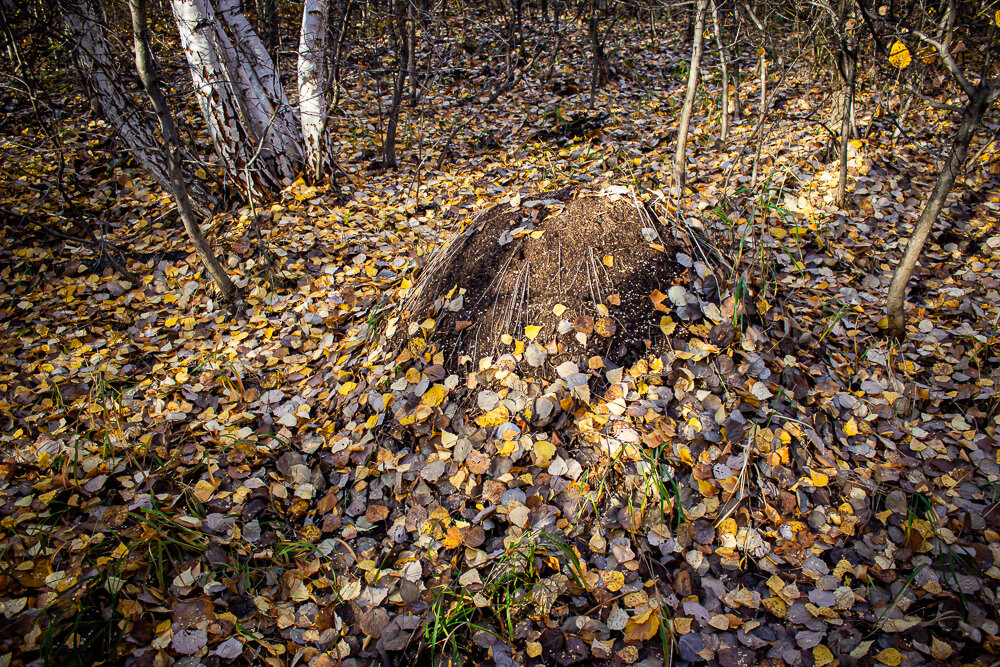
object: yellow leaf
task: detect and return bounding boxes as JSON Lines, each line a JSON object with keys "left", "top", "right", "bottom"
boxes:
{"left": 533, "top": 440, "right": 556, "bottom": 466}
{"left": 603, "top": 254, "right": 613, "bottom": 267}
{"left": 717, "top": 518, "right": 738, "bottom": 535}
{"left": 659, "top": 316, "right": 676, "bottom": 336}
{"left": 762, "top": 597, "right": 787, "bottom": 618}
{"left": 601, "top": 570, "right": 624, "bottom": 592}
{"left": 875, "top": 648, "right": 902, "bottom": 666}
{"left": 442, "top": 526, "right": 463, "bottom": 549}
{"left": 422, "top": 385, "right": 446, "bottom": 407}
{"left": 844, "top": 417, "right": 858, "bottom": 436}
{"left": 650, "top": 289, "right": 669, "bottom": 313}
{"left": 813, "top": 645, "right": 834, "bottom": 667}
{"left": 594, "top": 317, "right": 617, "bottom": 338}
{"left": 672, "top": 617, "right": 693, "bottom": 634}
{"left": 810, "top": 469, "right": 829, "bottom": 488}
{"left": 193, "top": 480, "right": 215, "bottom": 503}
{"left": 877, "top": 316, "right": 889, "bottom": 329}
{"left": 526, "top": 642, "right": 542, "bottom": 658}
{"left": 476, "top": 405, "right": 509, "bottom": 427}
{"left": 624, "top": 607, "right": 660, "bottom": 642}
{"left": 525, "top": 325, "right": 542, "bottom": 340}
{"left": 996, "top": 9, "right": 1000, "bottom": 27}
{"left": 553, "top": 304, "right": 567, "bottom": 316}
{"left": 408, "top": 337, "right": 427, "bottom": 355}
{"left": 889, "top": 41, "right": 911, "bottom": 68}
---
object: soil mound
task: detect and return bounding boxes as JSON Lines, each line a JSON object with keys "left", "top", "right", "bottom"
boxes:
{"left": 400, "top": 189, "right": 691, "bottom": 378}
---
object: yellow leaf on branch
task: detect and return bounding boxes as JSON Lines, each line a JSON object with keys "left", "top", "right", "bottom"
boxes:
{"left": 889, "top": 41, "right": 911, "bottom": 68}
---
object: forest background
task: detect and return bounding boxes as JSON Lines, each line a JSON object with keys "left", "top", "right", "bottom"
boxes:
{"left": 1, "top": 0, "right": 1000, "bottom": 664}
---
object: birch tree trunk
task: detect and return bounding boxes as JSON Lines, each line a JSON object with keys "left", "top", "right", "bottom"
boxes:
{"left": 217, "top": 0, "right": 303, "bottom": 164}
{"left": 171, "top": 0, "right": 300, "bottom": 199}
{"left": 673, "top": 0, "right": 708, "bottom": 197}
{"left": 129, "top": 0, "right": 236, "bottom": 301}
{"left": 298, "top": 0, "right": 329, "bottom": 181}
{"left": 65, "top": 0, "right": 217, "bottom": 218}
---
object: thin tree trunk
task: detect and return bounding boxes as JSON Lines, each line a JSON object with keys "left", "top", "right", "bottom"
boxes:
{"left": 710, "top": 0, "right": 729, "bottom": 141}
{"left": 887, "top": 86, "right": 995, "bottom": 338}
{"left": 255, "top": 0, "right": 278, "bottom": 61}
{"left": 406, "top": 1, "right": 418, "bottom": 102}
{"left": 65, "top": 1, "right": 217, "bottom": 217}
{"left": 673, "top": 0, "right": 708, "bottom": 197}
{"left": 733, "top": 52, "right": 742, "bottom": 119}
{"left": 384, "top": 65, "right": 406, "bottom": 168}
{"left": 129, "top": 0, "right": 236, "bottom": 301}
{"left": 331, "top": 0, "right": 354, "bottom": 109}
{"left": 299, "top": 0, "right": 329, "bottom": 180}
{"left": 759, "top": 49, "right": 766, "bottom": 116}
{"left": 836, "top": 54, "right": 856, "bottom": 206}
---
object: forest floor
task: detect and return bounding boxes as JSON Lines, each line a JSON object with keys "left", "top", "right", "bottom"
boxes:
{"left": 2, "top": 17, "right": 1000, "bottom": 667}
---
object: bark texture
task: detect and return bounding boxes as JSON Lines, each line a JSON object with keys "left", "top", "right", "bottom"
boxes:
{"left": 886, "top": 85, "right": 996, "bottom": 338}
{"left": 65, "top": 0, "right": 217, "bottom": 217}
{"left": 171, "top": 0, "right": 300, "bottom": 199}
{"left": 298, "top": 0, "right": 329, "bottom": 180}
{"left": 673, "top": 0, "right": 708, "bottom": 196}
{"left": 129, "top": 0, "right": 236, "bottom": 300}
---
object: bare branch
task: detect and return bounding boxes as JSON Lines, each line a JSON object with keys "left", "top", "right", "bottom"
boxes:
{"left": 904, "top": 84, "right": 965, "bottom": 113}
{"left": 911, "top": 29, "right": 976, "bottom": 98}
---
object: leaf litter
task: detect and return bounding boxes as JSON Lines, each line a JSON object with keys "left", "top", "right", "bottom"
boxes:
{"left": 1, "top": 12, "right": 1000, "bottom": 667}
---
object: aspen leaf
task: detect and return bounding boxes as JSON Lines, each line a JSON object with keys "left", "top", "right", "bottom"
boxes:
{"left": 603, "top": 254, "right": 613, "bottom": 267}
{"left": 650, "top": 289, "right": 670, "bottom": 313}
{"left": 874, "top": 648, "right": 902, "bottom": 666}
{"left": 813, "top": 645, "right": 834, "bottom": 667}
{"left": 761, "top": 597, "right": 787, "bottom": 618}
{"left": 659, "top": 316, "right": 676, "bottom": 336}
{"left": 552, "top": 304, "right": 567, "bottom": 316}
{"left": 526, "top": 642, "right": 542, "bottom": 658}
{"left": 672, "top": 617, "right": 693, "bottom": 634}
{"left": 616, "top": 646, "right": 638, "bottom": 664}
{"left": 844, "top": 417, "right": 859, "bottom": 436}
{"left": 594, "top": 317, "right": 616, "bottom": 337}
{"left": 996, "top": 9, "right": 1000, "bottom": 27}
{"left": 624, "top": 607, "right": 660, "bottom": 642}
{"left": 810, "top": 469, "right": 829, "bottom": 487}
{"left": 421, "top": 385, "right": 446, "bottom": 407}
{"left": 525, "top": 325, "right": 542, "bottom": 340}
{"left": 607, "top": 606, "right": 628, "bottom": 630}
{"left": 476, "top": 405, "right": 509, "bottom": 427}
{"left": 193, "top": 480, "right": 215, "bottom": 503}
{"left": 533, "top": 439, "right": 556, "bottom": 466}
{"left": 889, "top": 40, "right": 911, "bottom": 68}
{"left": 601, "top": 570, "right": 624, "bottom": 592}
{"left": 442, "top": 526, "right": 463, "bottom": 549}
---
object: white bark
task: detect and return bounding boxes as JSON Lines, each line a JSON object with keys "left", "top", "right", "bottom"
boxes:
{"left": 171, "top": 0, "right": 300, "bottom": 198}
{"left": 65, "top": 1, "right": 216, "bottom": 216}
{"left": 216, "top": 0, "right": 303, "bottom": 166}
{"left": 299, "top": 0, "right": 329, "bottom": 181}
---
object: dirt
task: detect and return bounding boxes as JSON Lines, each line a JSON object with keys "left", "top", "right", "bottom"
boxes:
{"left": 400, "top": 190, "right": 688, "bottom": 378}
